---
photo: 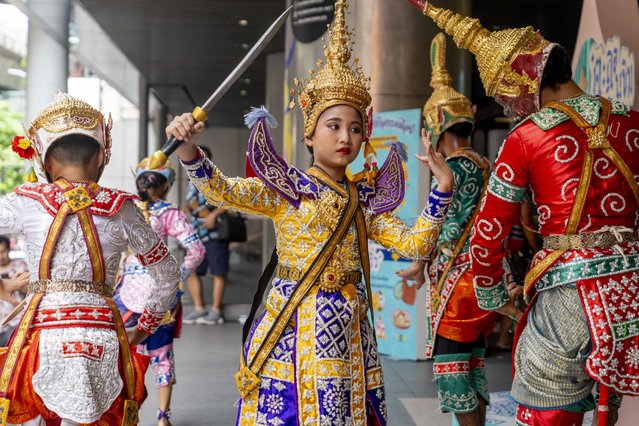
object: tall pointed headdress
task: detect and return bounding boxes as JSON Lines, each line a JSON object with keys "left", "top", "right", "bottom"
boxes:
{"left": 423, "top": 32, "right": 474, "bottom": 146}
{"left": 290, "top": 0, "right": 372, "bottom": 138}
{"left": 242, "top": 2, "right": 408, "bottom": 210}
{"left": 241, "top": 0, "right": 407, "bottom": 209}
{"left": 418, "top": 2, "right": 557, "bottom": 119}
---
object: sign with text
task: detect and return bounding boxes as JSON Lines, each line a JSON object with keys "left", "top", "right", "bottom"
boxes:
{"left": 571, "top": 0, "right": 639, "bottom": 109}
{"left": 574, "top": 36, "right": 636, "bottom": 107}
{"left": 292, "top": 0, "right": 335, "bottom": 43}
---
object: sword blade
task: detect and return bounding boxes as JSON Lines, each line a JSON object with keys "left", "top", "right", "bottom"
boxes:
{"left": 1, "top": 299, "right": 25, "bottom": 327}
{"left": 201, "top": 5, "right": 293, "bottom": 112}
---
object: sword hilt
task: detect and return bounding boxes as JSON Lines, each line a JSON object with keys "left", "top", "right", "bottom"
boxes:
{"left": 149, "top": 106, "right": 209, "bottom": 169}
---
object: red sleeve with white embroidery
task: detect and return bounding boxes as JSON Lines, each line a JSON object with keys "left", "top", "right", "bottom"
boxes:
{"left": 470, "top": 132, "right": 529, "bottom": 311}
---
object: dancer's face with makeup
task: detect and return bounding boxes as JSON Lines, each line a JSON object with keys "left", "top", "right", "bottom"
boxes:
{"left": 304, "top": 105, "right": 364, "bottom": 180}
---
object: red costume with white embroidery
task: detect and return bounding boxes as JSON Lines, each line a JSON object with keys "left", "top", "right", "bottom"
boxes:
{"left": 0, "top": 93, "right": 181, "bottom": 426}
{"left": 404, "top": 2, "right": 639, "bottom": 423}
{"left": 471, "top": 95, "right": 639, "bottom": 309}
{"left": 471, "top": 96, "right": 639, "bottom": 421}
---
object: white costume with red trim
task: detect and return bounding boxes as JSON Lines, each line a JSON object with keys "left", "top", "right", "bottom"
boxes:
{"left": 0, "top": 182, "right": 180, "bottom": 423}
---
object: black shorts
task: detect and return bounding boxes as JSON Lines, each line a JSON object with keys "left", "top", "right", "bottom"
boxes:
{"left": 434, "top": 334, "right": 486, "bottom": 356}
{"left": 196, "top": 239, "right": 230, "bottom": 276}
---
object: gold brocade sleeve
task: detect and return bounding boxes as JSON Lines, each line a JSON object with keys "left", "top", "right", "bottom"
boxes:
{"left": 369, "top": 212, "right": 444, "bottom": 261}
{"left": 367, "top": 189, "right": 454, "bottom": 260}
{"left": 181, "top": 152, "right": 285, "bottom": 218}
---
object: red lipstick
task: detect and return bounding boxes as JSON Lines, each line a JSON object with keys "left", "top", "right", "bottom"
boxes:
{"left": 337, "top": 147, "right": 351, "bottom": 155}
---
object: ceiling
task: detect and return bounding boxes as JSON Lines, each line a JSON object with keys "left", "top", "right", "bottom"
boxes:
{"left": 76, "top": 0, "right": 605, "bottom": 128}
{"left": 77, "top": 0, "right": 287, "bottom": 127}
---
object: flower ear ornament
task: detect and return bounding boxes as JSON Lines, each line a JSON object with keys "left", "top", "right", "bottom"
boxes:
{"left": 11, "top": 135, "right": 35, "bottom": 160}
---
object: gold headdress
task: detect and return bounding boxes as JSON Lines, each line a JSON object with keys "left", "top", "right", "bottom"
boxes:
{"left": 13, "top": 92, "right": 112, "bottom": 183}
{"left": 290, "top": 0, "right": 372, "bottom": 138}
{"left": 423, "top": 32, "right": 474, "bottom": 146}
{"left": 28, "top": 92, "right": 112, "bottom": 164}
{"left": 419, "top": 2, "right": 557, "bottom": 119}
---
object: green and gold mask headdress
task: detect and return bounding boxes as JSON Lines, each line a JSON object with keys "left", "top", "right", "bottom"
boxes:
{"left": 423, "top": 32, "right": 474, "bottom": 146}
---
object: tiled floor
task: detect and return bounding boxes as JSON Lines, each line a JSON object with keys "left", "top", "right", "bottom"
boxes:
{"left": 137, "top": 306, "right": 639, "bottom": 426}
{"left": 138, "top": 322, "right": 514, "bottom": 425}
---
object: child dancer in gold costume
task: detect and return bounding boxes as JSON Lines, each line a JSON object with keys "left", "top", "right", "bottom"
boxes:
{"left": 168, "top": 1, "right": 454, "bottom": 423}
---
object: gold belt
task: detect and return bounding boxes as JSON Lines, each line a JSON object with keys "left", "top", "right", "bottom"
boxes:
{"left": 543, "top": 230, "right": 639, "bottom": 250}
{"left": 276, "top": 265, "right": 362, "bottom": 292}
{"left": 27, "top": 279, "right": 112, "bottom": 297}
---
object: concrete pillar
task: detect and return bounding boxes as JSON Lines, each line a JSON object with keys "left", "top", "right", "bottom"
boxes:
{"left": 138, "top": 75, "right": 149, "bottom": 161}
{"left": 146, "top": 93, "right": 164, "bottom": 156}
{"left": 26, "top": 0, "right": 70, "bottom": 121}
{"left": 351, "top": 0, "right": 472, "bottom": 111}
{"left": 266, "top": 52, "right": 285, "bottom": 152}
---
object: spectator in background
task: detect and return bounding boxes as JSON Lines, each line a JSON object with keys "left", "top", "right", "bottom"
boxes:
{"left": 114, "top": 158, "right": 205, "bottom": 426}
{"left": 182, "top": 145, "right": 229, "bottom": 325}
{"left": 0, "top": 235, "right": 28, "bottom": 345}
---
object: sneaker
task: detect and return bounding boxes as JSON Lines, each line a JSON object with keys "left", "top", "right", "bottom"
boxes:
{"left": 183, "top": 309, "right": 207, "bottom": 324}
{"left": 196, "top": 309, "right": 225, "bottom": 325}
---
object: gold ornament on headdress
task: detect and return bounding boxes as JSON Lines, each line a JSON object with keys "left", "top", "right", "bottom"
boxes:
{"left": 27, "top": 92, "right": 113, "bottom": 165}
{"left": 13, "top": 93, "right": 113, "bottom": 183}
{"left": 423, "top": 32, "right": 473, "bottom": 146}
{"left": 135, "top": 156, "right": 177, "bottom": 184}
{"left": 420, "top": 2, "right": 556, "bottom": 118}
{"left": 29, "top": 94, "right": 105, "bottom": 135}
{"left": 290, "top": 0, "right": 372, "bottom": 138}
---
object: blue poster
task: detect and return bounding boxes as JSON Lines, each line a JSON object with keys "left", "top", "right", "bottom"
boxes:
{"left": 350, "top": 109, "right": 424, "bottom": 360}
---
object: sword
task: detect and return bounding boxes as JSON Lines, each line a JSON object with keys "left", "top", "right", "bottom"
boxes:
{"left": 149, "top": 5, "right": 294, "bottom": 169}
{"left": 1, "top": 299, "right": 25, "bottom": 327}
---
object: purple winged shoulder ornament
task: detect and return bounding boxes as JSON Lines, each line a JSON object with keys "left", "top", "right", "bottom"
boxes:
{"left": 244, "top": 106, "right": 406, "bottom": 214}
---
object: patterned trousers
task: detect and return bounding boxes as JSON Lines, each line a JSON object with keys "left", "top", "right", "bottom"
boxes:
{"left": 432, "top": 336, "right": 489, "bottom": 413}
